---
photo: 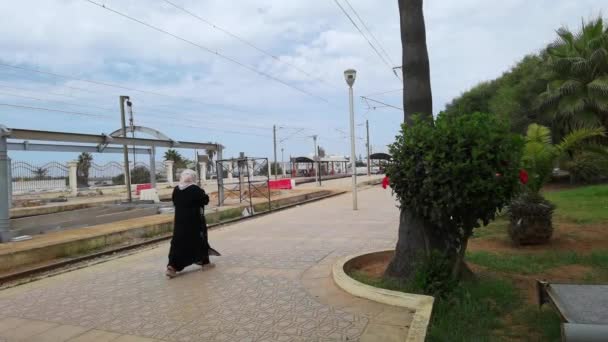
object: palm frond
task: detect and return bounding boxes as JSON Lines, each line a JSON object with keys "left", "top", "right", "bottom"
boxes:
{"left": 555, "top": 27, "right": 575, "bottom": 48}
{"left": 588, "top": 76, "right": 608, "bottom": 97}
{"left": 552, "top": 57, "right": 573, "bottom": 73}
{"left": 525, "top": 124, "right": 552, "bottom": 145}
{"left": 556, "top": 126, "right": 606, "bottom": 154}
{"left": 537, "top": 89, "right": 562, "bottom": 111}
{"left": 557, "top": 96, "right": 586, "bottom": 116}
{"left": 589, "top": 97, "right": 608, "bottom": 114}
{"left": 579, "top": 144, "right": 608, "bottom": 157}
{"left": 571, "top": 59, "right": 591, "bottom": 75}
{"left": 559, "top": 80, "right": 583, "bottom": 96}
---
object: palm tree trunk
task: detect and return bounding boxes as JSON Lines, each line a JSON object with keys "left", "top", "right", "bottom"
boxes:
{"left": 385, "top": 0, "right": 435, "bottom": 282}
{"left": 398, "top": 0, "right": 433, "bottom": 124}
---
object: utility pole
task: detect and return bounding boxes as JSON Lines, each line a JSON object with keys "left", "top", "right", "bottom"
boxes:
{"left": 273, "top": 125, "right": 277, "bottom": 180}
{"left": 128, "top": 100, "right": 136, "bottom": 166}
{"left": 313, "top": 135, "right": 320, "bottom": 185}
{"left": 366, "top": 119, "right": 371, "bottom": 176}
{"left": 120, "top": 96, "right": 132, "bottom": 202}
{"left": 281, "top": 147, "right": 285, "bottom": 177}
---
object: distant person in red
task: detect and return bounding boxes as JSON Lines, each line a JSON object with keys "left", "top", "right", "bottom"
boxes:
{"left": 382, "top": 174, "right": 390, "bottom": 189}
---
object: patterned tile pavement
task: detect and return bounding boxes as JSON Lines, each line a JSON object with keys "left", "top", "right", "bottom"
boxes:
{"left": 0, "top": 188, "right": 413, "bottom": 341}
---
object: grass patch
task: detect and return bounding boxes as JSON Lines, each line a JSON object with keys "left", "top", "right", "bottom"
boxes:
{"left": 427, "top": 276, "right": 520, "bottom": 342}
{"left": 350, "top": 271, "right": 519, "bottom": 342}
{"left": 472, "top": 216, "right": 508, "bottom": 240}
{"left": 544, "top": 184, "right": 608, "bottom": 224}
{"left": 508, "top": 306, "right": 562, "bottom": 342}
{"left": 467, "top": 250, "right": 608, "bottom": 274}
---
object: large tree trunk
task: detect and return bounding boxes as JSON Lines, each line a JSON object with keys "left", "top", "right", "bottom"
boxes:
{"left": 385, "top": 0, "right": 435, "bottom": 282}
{"left": 386, "top": 209, "right": 438, "bottom": 278}
{"left": 399, "top": 0, "right": 433, "bottom": 124}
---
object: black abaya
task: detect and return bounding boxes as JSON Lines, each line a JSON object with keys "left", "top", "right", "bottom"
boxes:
{"left": 168, "top": 185, "right": 210, "bottom": 271}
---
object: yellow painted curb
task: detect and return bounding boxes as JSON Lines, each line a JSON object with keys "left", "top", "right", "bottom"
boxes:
{"left": 332, "top": 251, "right": 434, "bottom": 342}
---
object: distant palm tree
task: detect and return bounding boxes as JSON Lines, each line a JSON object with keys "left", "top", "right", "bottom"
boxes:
{"left": 539, "top": 17, "right": 608, "bottom": 135}
{"left": 164, "top": 149, "right": 189, "bottom": 176}
{"left": 77, "top": 152, "right": 93, "bottom": 187}
{"left": 33, "top": 167, "right": 48, "bottom": 180}
{"left": 164, "top": 149, "right": 183, "bottom": 163}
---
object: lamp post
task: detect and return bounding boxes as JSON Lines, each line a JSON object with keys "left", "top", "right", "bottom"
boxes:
{"left": 344, "top": 69, "right": 357, "bottom": 210}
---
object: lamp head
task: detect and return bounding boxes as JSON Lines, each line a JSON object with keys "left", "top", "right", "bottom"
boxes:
{"left": 344, "top": 69, "right": 356, "bottom": 87}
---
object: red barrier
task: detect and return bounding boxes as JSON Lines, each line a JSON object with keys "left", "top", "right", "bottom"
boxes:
{"left": 136, "top": 183, "right": 153, "bottom": 195}
{"left": 268, "top": 179, "right": 292, "bottom": 190}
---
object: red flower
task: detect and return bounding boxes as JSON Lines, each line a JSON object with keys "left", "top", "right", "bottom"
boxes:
{"left": 382, "top": 176, "right": 390, "bottom": 189}
{"left": 519, "top": 169, "right": 529, "bottom": 185}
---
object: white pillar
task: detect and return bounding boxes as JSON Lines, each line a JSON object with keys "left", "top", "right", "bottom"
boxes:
{"left": 67, "top": 161, "right": 78, "bottom": 197}
{"left": 199, "top": 162, "right": 207, "bottom": 183}
{"left": 247, "top": 160, "right": 253, "bottom": 178}
{"left": 165, "top": 160, "right": 175, "bottom": 186}
{"left": 0, "top": 132, "right": 11, "bottom": 242}
{"left": 228, "top": 161, "right": 233, "bottom": 181}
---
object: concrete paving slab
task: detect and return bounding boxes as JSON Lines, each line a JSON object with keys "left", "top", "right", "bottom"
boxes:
{"left": 67, "top": 330, "right": 121, "bottom": 342}
{"left": 0, "top": 187, "right": 414, "bottom": 341}
{"left": 0, "top": 318, "right": 57, "bottom": 340}
{"left": 27, "top": 324, "right": 89, "bottom": 342}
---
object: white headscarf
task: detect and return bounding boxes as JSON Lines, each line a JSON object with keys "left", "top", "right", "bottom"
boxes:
{"left": 178, "top": 169, "right": 198, "bottom": 190}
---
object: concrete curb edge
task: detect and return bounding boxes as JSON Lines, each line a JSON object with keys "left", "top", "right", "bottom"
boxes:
{"left": 332, "top": 251, "right": 434, "bottom": 342}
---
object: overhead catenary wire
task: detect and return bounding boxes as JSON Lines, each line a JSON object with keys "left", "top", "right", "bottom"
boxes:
{"left": 82, "top": 0, "right": 332, "bottom": 104}
{"left": 1, "top": 103, "right": 273, "bottom": 138}
{"left": 161, "top": 0, "right": 339, "bottom": 90}
{"left": 0, "top": 89, "right": 115, "bottom": 113}
{"left": 0, "top": 103, "right": 108, "bottom": 118}
{"left": 0, "top": 85, "right": 265, "bottom": 127}
{"left": 343, "top": 0, "right": 395, "bottom": 66}
{"left": 363, "top": 88, "right": 403, "bottom": 97}
{"left": 0, "top": 83, "right": 307, "bottom": 133}
{"left": 279, "top": 128, "right": 307, "bottom": 143}
{"left": 360, "top": 96, "right": 403, "bottom": 111}
{"left": 333, "top": 0, "right": 399, "bottom": 81}
{"left": 0, "top": 63, "right": 267, "bottom": 118}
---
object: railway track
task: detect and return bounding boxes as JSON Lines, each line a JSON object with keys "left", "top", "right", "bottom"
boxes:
{"left": 0, "top": 190, "right": 346, "bottom": 289}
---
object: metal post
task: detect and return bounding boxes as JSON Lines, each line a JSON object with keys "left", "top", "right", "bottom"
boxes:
{"left": 281, "top": 147, "right": 285, "bottom": 177}
{"left": 0, "top": 127, "right": 11, "bottom": 242}
{"left": 313, "top": 135, "right": 319, "bottom": 185}
{"left": 119, "top": 96, "right": 132, "bottom": 202}
{"left": 273, "top": 125, "right": 277, "bottom": 180}
{"left": 128, "top": 102, "right": 136, "bottom": 166}
{"left": 238, "top": 152, "right": 245, "bottom": 203}
{"left": 7, "top": 157, "right": 12, "bottom": 210}
{"left": 366, "top": 119, "right": 371, "bottom": 177}
{"left": 149, "top": 146, "right": 157, "bottom": 188}
{"left": 217, "top": 145, "right": 225, "bottom": 206}
{"left": 349, "top": 86, "right": 357, "bottom": 210}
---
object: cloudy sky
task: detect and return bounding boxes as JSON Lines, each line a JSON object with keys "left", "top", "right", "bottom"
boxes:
{"left": 1, "top": 0, "right": 606, "bottom": 163}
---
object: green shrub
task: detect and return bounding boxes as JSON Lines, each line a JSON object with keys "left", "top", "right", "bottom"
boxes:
{"left": 388, "top": 112, "right": 523, "bottom": 276}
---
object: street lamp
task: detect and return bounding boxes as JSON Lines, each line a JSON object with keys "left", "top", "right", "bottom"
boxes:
{"left": 344, "top": 69, "right": 357, "bottom": 210}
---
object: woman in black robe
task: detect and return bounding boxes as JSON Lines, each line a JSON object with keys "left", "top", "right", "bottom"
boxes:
{"left": 166, "top": 169, "right": 213, "bottom": 278}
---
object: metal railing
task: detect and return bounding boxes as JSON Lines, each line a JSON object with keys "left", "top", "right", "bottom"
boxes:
{"left": 11, "top": 161, "right": 69, "bottom": 194}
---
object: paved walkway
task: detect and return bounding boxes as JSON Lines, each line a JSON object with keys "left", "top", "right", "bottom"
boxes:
{"left": 0, "top": 187, "right": 413, "bottom": 342}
